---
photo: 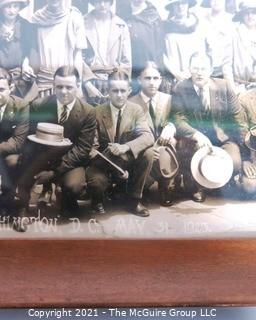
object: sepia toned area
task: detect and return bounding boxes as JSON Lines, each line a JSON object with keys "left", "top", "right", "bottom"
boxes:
{"left": 1, "top": 0, "right": 256, "bottom": 237}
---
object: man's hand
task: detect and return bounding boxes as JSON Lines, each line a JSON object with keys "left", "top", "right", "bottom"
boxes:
{"left": 89, "top": 148, "right": 98, "bottom": 159}
{"left": 158, "top": 123, "right": 176, "bottom": 146}
{"left": 192, "top": 132, "right": 212, "bottom": 148}
{"left": 34, "top": 171, "right": 55, "bottom": 184}
{"left": 243, "top": 161, "right": 256, "bottom": 179}
{"left": 153, "top": 146, "right": 161, "bottom": 161}
{"left": 107, "top": 143, "right": 130, "bottom": 156}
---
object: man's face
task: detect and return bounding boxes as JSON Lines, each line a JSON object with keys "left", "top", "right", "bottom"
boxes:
{"left": 0, "top": 79, "right": 11, "bottom": 107}
{"left": 243, "top": 10, "right": 256, "bottom": 29}
{"left": 93, "top": 0, "right": 112, "bottom": 14}
{"left": 54, "top": 75, "right": 78, "bottom": 105}
{"left": 139, "top": 67, "right": 162, "bottom": 98}
{"left": 210, "top": 0, "right": 225, "bottom": 12}
{"left": 109, "top": 80, "right": 130, "bottom": 109}
{"left": 2, "top": 2, "right": 21, "bottom": 22}
{"left": 190, "top": 56, "right": 212, "bottom": 88}
{"left": 173, "top": 1, "right": 189, "bottom": 19}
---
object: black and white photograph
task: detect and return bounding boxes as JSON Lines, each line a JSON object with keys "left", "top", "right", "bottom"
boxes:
{"left": 0, "top": 0, "right": 256, "bottom": 239}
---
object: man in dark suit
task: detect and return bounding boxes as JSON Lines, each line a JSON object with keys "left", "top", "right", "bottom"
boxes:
{"left": 172, "top": 52, "right": 246, "bottom": 202}
{"left": 129, "top": 61, "right": 178, "bottom": 206}
{"left": 86, "top": 70, "right": 154, "bottom": 217}
{"left": 15, "top": 66, "right": 96, "bottom": 232}
{"left": 0, "top": 68, "right": 29, "bottom": 214}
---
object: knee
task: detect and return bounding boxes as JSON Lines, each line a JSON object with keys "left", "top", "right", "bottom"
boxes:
{"left": 141, "top": 147, "right": 154, "bottom": 164}
{"left": 241, "top": 176, "right": 256, "bottom": 194}
{"left": 62, "top": 180, "right": 84, "bottom": 197}
{"left": 86, "top": 172, "right": 108, "bottom": 192}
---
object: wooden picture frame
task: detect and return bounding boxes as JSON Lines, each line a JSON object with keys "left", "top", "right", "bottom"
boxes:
{"left": 1, "top": 238, "right": 256, "bottom": 307}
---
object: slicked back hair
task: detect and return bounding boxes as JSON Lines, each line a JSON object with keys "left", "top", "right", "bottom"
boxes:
{"left": 0, "top": 68, "right": 11, "bottom": 86}
{"left": 54, "top": 66, "right": 80, "bottom": 83}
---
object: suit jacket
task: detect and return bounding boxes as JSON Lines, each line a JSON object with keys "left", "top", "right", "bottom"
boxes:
{"left": 30, "top": 95, "right": 96, "bottom": 175}
{"left": 0, "top": 95, "right": 29, "bottom": 156}
{"left": 84, "top": 11, "right": 132, "bottom": 77}
{"left": 172, "top": 78, "right": 246, "bottom": 145}
{"left": 95, "top": 101, "right": 154, "bottom": 159}
{"left": 129, "top": 91, "right": 172, "bottom": 139}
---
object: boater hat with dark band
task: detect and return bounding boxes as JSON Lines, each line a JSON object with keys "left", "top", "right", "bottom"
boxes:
{"left": 28, "top": 123, "right": 72, "bottom": 147}
{"left": 191, "top": 146, "right": 233, "bottom": 189}
{"left": 0, "top": 0, "right": 29, "bottom": 9}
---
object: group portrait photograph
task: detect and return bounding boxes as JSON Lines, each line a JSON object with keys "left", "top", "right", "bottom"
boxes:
{"left": 0, "top": 0, "right": 256, "bottom": 238}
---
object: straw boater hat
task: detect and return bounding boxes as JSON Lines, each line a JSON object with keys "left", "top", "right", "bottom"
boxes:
{"left": 165, "top": 0, "right": 197, "bottom": 11}
{"left": 232, "top": 0, "right": 256, "bottom": 22}
{"left": 191, "top": 146, "right": 233, "bottom": 189}
{"left": 0, "top": 0, "right": 29, "bottom": 9}
{"left": 245, "top": 125, "right": 256, "bottom": 151}
{"left": 28, "top": 123, "right": 72, "bottom": 147}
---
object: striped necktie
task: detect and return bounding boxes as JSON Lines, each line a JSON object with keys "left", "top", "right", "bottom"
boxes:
{"left": 59, "top": 105, "right": 68, "bottom": 125}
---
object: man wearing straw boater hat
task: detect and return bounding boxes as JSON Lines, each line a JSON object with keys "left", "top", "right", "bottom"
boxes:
{"left": 172, "top": 52, "right": 246, "bottom": 202}
{"left": 14, "top": 66, "right": 96, "bottom": 232}
{"left": 0, "top": 67, "right": 29, "bottom": 216}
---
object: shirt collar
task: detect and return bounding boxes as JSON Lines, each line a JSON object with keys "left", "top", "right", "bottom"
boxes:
{"left": 57, "top": 99, "right": 76, "bottom": 112}
{"left": 140, "top": 91, "right": 157, "bottom": 105}
{"left": 193, "top": 84, "right": 209, "bottom": 95}
{"left": 110, "top": 102, "right": 126, "bottom": 116}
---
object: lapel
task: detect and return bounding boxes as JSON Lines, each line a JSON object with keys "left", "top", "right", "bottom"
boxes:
{"left": 43, "top": 96, "right": 58, "bottom": 123}
{"left": 134, "top": 94, "right": 155, "bottom": 133}
{"left": 154, "top": 92, "right": 166, "bottom": 128}
{"left": 64, "top": 98, "right": 82, "bottom": 136}
{"left": 101, "top": 103, "right": 115, "bottom": 142}
{"left": 85, "top": 14, "right": 99, "bottom": 58}
{"left": 208, "top": 79, "right": 223, "bottom": 120}
{"left": 107, "top": 15, "right": 125, "bottom": 54}
{"left": 2, "top": 99, "right": 15, "bottom": 122}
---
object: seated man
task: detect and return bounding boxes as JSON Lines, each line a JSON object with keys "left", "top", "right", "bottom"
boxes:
{"left": 172, "top": 52, "right": 246, "bottom": 202}
{"left": 238, "top": 89, "right": 256, "bottom": 195}
{"left": 14, "top": 66, "right": 96, "bottom": 232}
{"left": 0, "top": 67, "right": 29, "bottom": 214}
{"left": 129, "top": 61, "right": 178, "bottom": 206}
{"left": 86, "top": 70, "right": 154, "bottom": 217}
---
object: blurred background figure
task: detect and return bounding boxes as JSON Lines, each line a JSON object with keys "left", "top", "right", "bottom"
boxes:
{"left": 83, "top": 0, "right": 131, "bottom": 105}
{"left": 201, "top": 0, "right": 234, "bottom": 79}
{"left": 25, "top": 0, "right": 87, "bottom": 97}
{"left": 225, "top": 0, "right": 256, "bottom": 94}
{"left": 163, "top": 0, "right": 209, "bottom": 90}
{"left": 0, "top": 0, "right": 37, "bottom": 101}
{"left": 124, "top": 0, "right": 165, "bottom": 93}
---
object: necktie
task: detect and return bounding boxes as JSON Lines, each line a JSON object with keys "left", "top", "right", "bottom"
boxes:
{"left": 149, "top": 99, "right": 157, "bottom": 136}
{"left": 59, "top": 105, "right": 68, "bottom": 125}
{"left": 114, "top": 109, "right": 122, "bottom": 143}
{"left": 199, "top": 87, "right": 210, "bottom": 112}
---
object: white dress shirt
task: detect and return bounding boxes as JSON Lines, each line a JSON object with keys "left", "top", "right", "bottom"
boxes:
{"left": 110, "top": 102, "right": 126, "bottom": 130}
{"left": 57, "top": 99, "right": 76, "bottom": 123}
{"left": 0, "top": 104, "right": 7, "bottom": 122}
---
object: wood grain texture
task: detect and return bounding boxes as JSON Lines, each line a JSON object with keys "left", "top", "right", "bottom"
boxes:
{"left": 0, "top": 239, "right": 256, "bottom": 307}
